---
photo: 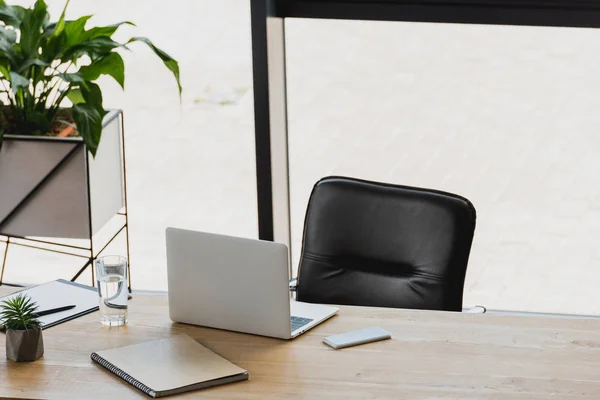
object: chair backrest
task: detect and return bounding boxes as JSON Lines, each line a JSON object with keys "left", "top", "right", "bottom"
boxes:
{"left": 296, "top": 176, "right": 476, "bottom": 312}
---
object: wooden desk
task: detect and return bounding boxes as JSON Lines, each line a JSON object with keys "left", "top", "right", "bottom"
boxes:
{"left": 1, "top": 287, "right": 600, "bottom": 399}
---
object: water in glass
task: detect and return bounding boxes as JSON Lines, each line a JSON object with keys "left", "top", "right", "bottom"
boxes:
{"left": 95, "top": 256, "right": 128, "bottom": 326}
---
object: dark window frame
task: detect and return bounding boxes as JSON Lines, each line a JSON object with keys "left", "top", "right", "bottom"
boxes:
{"left": 250, "top": 0, "right": 600, "bottom": 273}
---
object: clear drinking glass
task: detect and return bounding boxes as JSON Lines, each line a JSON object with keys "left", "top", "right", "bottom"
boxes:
{"left": 95, "top": 255, "right": 128, "bottom": 326}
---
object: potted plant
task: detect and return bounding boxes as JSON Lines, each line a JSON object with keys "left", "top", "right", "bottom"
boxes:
{"left": 1, "top": 293, "right": 43, "bottom": 362}
{"left": 0, "top": 0, "right": 180, "bottom": 245}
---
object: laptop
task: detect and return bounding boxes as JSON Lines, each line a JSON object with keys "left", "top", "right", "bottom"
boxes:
{"left": 166, "top": 227, "right": 338, "bottom": 339}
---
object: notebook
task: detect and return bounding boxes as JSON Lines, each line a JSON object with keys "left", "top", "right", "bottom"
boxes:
{"left": 91, "top": 334, "right": 249, "bottom": 398}
{"left": 0, "top": 279, "right": 98, "bottom": 330}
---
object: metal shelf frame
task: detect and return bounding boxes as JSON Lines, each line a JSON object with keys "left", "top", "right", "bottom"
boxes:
{"left": 0, "top": 112, "right": 132, "bottom": 290}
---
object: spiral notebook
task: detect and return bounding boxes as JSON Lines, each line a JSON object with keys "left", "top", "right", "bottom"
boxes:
{"left": 91, "top": 334, "right": 248, "bottom": 398}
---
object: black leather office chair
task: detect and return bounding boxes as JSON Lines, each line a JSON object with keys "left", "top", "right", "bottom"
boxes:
{"left": 293, "top": 176, "right": 477, "bottom": 312}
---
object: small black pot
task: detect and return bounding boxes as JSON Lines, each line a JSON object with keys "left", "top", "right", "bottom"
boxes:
{"left": 6, "top": 327, "right": 44, "bottom": 362}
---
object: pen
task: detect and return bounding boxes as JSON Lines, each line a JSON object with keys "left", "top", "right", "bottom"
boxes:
{"left": 34, "top": 305, "right": 76, "bottom": 317}
{"left": 0, "top": 305, "right": 76, "bottom": 332}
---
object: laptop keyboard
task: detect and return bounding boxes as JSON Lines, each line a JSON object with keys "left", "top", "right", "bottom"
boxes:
{"left": 291, "top": 316, "right": 314, "bottom": 332}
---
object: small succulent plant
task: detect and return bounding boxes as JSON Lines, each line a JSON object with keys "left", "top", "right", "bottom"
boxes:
{"left": 0, "top": 293, "right": 41, "bottom": 331}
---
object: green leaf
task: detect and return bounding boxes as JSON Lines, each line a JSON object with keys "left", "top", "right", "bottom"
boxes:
{"left": 58, "top": 73, "right": 89, "bottom": 95}
{"left": 128, "top": 36, "right": 181, "bottom": 96}
{"left": 72, "top": 81, "right": 104, "bottom": 156}
{"left": 0, "top": 3, "right": 26, "bottom": 27}
{"left": 66, "top": 87, "right": 84, "bottom": 104}
{"left": 81, "top": 81, "right": 103, "bottom": 108}
{"left": 43, "top": 13, "right": 89, "bottom": 61}
{"left": 17, "top": 58, "right": 49, "bottom": 74}
{"left": 78, "top": 52, "right": 125, "bottom": 88}
{"left": 58, "top": 72, "right": 89, "bottom": 88}
{"left": 72, "top": 103, "right": 102, "bottom": 156}
{"left": 61, "top": 37, "right": 125, "bottom": 62}
{"left": 0, "top": 26, "right": 18, "bottom": 63}
{"left": 50, "top": 18, "right": 133, "bottom": 63}
{"left": 0, "top": 125, "right": 4, "bottom": 152}
{"left": 9, "top": 71, "right": 29, "bottom": 91}
{"left": 63, "top": 15, "right": 92, "bottom": 47}
{"left": 0, "top": 62, "right": 10, "bottom": 80}
{"left": 20, "top": 0, "right": 49, "bottom": 57}
{"left": 50, "top": 0, "right": 70, "bottom": 39}
{"left": 0, "top": 25, "right": 17, "bottom": 44}
{"left": 83, "top": 21, "right": 135, "bottom": 41}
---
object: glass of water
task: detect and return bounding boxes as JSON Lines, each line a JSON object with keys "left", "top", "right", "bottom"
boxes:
{"left": 95, "top": 255, "right": 128, "bottom": 326}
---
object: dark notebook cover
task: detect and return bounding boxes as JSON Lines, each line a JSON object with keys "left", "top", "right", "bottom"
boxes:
{"left": 0, "top": 279, "right": 99, "bottom": 330}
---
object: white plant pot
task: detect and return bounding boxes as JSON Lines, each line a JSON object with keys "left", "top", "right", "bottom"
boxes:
{"left": 0, "top": 110, "right": 125, "bottom": 239}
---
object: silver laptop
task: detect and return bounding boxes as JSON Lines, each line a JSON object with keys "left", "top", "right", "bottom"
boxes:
{"left": 166, "top": 227, "right": 338, "bottom": 339}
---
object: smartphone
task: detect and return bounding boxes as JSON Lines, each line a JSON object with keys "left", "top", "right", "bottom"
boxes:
{"left": 323, "top": 327, "right": 392, "bottom": 349}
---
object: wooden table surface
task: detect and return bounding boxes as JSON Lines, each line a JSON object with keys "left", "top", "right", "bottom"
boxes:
{"left": 1, "top": 286, "right": 600, "bottom": 399}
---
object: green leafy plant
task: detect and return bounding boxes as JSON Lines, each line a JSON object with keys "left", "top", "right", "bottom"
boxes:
{"left": 0, "top": 293, "right": 41, "bottom": 331}
{"left": 0, "top": 0, "right": 181, "bottom": 155}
